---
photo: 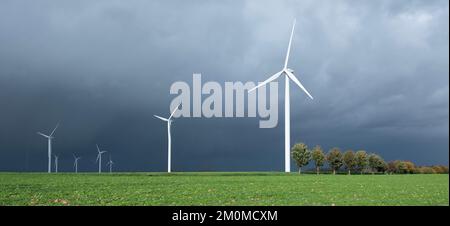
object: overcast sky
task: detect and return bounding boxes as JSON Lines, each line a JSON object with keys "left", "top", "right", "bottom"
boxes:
{"left": 0, "top": 0, "right": 448, "bottom": 172}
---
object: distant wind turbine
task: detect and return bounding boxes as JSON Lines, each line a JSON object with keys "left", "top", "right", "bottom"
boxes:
{"left": 54, "top": 155, "right": 59, "bottom": 173}
{"left": 95, "top": 144, "right": 107, "bottom": 173}
{"left": 154, "top": 104, "right": 181, "bottom": 173}
{"left": 37, "top": 123, "right": 59, "bottom": 173}
{"left": 73, "top": 154, "right": 81, "bottom": 173}
{"left": 106, "top": 155, "right": 114, "bottom": 173}
{"left": 249, "top": 19, "right": 314, "bottom": 172}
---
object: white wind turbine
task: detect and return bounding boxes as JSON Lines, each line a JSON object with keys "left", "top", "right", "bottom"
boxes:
{"left": 95, "top": 144, "right": 107, "bottom": 173}
{"left": 54, "top": 155, "right": 59, "bottom": 173}
{"left": 154, "top": 104, "right": 181, "bottom": 173}
{"left": 249, "top": 19, "right": 314, "bottom": 172}
{"left": 106, "top": 155, "right": 114, "bottom": 173}
{"left": 73, "top": 154, "right": 81, "bottom": 173}
{"left": 37, "top": 123, "right": 59, "bottom": 173}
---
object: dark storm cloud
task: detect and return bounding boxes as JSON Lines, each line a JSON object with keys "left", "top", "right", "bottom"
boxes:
{"left": 0, "top": 0, "right": 448, "bottom": 171}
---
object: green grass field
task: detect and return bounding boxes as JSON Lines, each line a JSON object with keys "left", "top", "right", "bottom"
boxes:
{"left": 0, "top": 172, "right": 448, "bottom": 206}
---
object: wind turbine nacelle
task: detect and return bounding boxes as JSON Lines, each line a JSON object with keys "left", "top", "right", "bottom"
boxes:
{"left": 287, "top": 68, "right": 294, "bottom": 73}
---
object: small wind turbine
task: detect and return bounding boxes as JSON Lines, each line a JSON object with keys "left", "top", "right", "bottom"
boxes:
{"left": 95, "top": 144, "right": 107, "bottom": 173}
{"left": 249, "top": 19, "right": 314, "bottom": 173}
{"left": 106, "top": 155, "right": 114, "bottom": 173}
{"left": 54, "top": 155, "right": 59, "bottom": 173}
{"left": 73, "top": 154, "right": 81, "bottom": 173}
{"left": 154, "top": 104, "right": 181, "bottom": 173}
{"left": 37, "top": 123, "right": 59, "bottom": 173}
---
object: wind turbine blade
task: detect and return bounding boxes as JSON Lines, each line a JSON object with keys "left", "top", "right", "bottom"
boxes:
{"left": 100, "top": 151, "right": 107, "bottom": 154}
{"left": 37, "top": 132, "right": 50, "bottom": 138}
{"left": 96, "top": 144, "right": 100, "bottom": 153}
{"left": 95, "top": 154, "right": 100, "bottom": 163}
{"left": 285, "top": 70, "right": 314, "bottom": 99}
{"left": 284, "top": 19, "right": 296, "bottom": 69}
{"left": 154, "top": 115, "right": 169, "bottom": 122}
{"left": 248, "top": 71, "right": 283, "bottom": 93}
{"left": 50, "top": 123, "right": 59, "bottom": 136}
{"left": 168, "top": 103, "right": 181, "bottom": 120}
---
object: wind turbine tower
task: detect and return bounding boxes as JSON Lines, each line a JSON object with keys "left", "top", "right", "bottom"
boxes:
{"left": 73, "top": 154, "right": 81, "bottom": 173}
{"left": 154, "top": 104, "right": 181, "bottom": 173}
{"left": 95, "top": 144, "right": 107, "bottom": 173}
{"left": 249, "top": 19, "right": 314, "bottom": 172}
{"left": 54, "top": 155, "right": 59, "bottom": 173}
{"left": 37, "top": 123, "right": 59, "bottom": 173}
{"left": 106, "top": 156, "right": 114, "bottom": 173}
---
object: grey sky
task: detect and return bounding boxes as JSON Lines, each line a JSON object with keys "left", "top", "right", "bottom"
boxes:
{"left": 0, "top": 0, "right": 448, "bottom": 172}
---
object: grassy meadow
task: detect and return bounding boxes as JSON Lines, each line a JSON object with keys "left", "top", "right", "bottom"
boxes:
{"left": 0, "top": 172, "right": 448, "bottom": 206}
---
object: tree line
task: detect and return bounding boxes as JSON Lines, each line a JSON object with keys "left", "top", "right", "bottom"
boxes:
{"left": 291, "top": 143, "right": 449, "bottom": 175}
